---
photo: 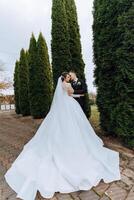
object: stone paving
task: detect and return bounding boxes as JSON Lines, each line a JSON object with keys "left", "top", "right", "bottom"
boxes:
{"left": 0, "top": 111, "right": 134, "bottom": 200}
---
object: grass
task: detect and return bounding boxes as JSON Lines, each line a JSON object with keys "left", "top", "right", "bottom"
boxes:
{"left": 89, "top": 105, "right": 109, "bottom": 138}
{"left": 90, "top": 105, "right": 100, "bottom": 125}
{"left": 89, "top": 105, "right": 101, "bottom": 134}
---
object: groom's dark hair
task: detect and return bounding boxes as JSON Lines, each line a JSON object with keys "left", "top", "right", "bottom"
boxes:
{"left": 69, "top": 70, "right": 77, "bottom": 75}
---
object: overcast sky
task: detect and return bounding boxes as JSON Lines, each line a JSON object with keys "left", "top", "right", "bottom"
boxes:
{"left": 0, "top": 0, "right": 96, "bottom": 92}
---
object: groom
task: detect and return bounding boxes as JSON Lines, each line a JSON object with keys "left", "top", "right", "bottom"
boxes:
{"left": 69, "top": 70, "right": 87, "bottom": 114}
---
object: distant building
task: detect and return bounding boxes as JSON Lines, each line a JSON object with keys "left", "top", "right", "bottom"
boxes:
{"left": 0, "top": 70, "right": 14, "bottom": 107}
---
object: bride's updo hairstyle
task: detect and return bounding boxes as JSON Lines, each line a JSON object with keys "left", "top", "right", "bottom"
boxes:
{"left": 61, "top": 72, "right": 69, "bottom": 82}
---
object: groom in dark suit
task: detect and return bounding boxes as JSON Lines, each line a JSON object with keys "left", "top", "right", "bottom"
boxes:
{"left": 69, "top": 70, "right": 87, "bottom": 114}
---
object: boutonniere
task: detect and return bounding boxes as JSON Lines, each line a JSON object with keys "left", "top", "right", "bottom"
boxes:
{"left": 77, "top": 81, "right": 81, "bottom": 85}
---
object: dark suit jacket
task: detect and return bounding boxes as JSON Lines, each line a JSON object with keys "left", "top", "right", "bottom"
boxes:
{"left": 70, "top": 78, "right": 88, "bottom": 115}
{"left": 70, "top": 79, "right": 87, "bottom": 95}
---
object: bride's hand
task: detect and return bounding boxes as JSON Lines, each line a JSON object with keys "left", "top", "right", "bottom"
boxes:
{"left": 67, "top": 88, "right": 74, "bottom": 96}
{"left": 68, "top": 92, "right": 73, "bottom": 96}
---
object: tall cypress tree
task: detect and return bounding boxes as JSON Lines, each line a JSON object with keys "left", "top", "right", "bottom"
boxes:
{"left": 93, "top": 0, "right": 133, "bottom": 148}
{"left": 28, "top": 33, "right": 37, "bottom": 116}
{"left": 111, "top": 1, "right": 134, "bottom": 148}
{"left": 64, "top": 0, "right": 91, "bottom": 118}
{"left": 51, "top": 0, "right": 71, "bottom": 86}
{"left": 19, "top": 49, "right": 30, "bottom": 116}
{"left": 35, "top": 32, "right": 53, "bottom": 118}
{"left": 93, "top": 0, "right": 119, "bottom": 133}
{"left": 64, "top": 0, "right": 85, "bottom": 79}
{"left": 13, "top": 60, "right": 21, "bottom": 114}
{"left": 28, "top": 33, "right": 53, "bottom": 118}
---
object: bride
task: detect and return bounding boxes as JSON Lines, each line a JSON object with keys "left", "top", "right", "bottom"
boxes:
{"left": 4, "top": 72, "right": 121, "bottom": 200}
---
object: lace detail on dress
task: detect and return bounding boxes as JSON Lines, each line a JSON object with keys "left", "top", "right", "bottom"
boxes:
{"left": 62, "top": 82, "right": 74, "bottom": 95}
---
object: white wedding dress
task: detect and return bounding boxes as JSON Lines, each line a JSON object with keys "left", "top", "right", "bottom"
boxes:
{"left": 4, "top": 76, "right": 121, "bottom": 200}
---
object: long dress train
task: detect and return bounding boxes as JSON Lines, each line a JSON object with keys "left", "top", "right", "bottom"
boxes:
{"left": 4, "top": 76, "right": 121, "bottom": 200}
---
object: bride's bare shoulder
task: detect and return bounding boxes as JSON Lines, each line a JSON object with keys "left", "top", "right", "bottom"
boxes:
{"left": 62, "top": 82, "right": 71, "bottom": 90}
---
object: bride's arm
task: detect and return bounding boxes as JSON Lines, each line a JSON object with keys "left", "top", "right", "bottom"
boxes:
{"left": 67, "top": 83, "right": 74, "bottom": 96}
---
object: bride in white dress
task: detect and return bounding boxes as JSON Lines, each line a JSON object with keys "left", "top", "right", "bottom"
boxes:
{"left": 4, "top": 72, "right": 121, "bottom": 200}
